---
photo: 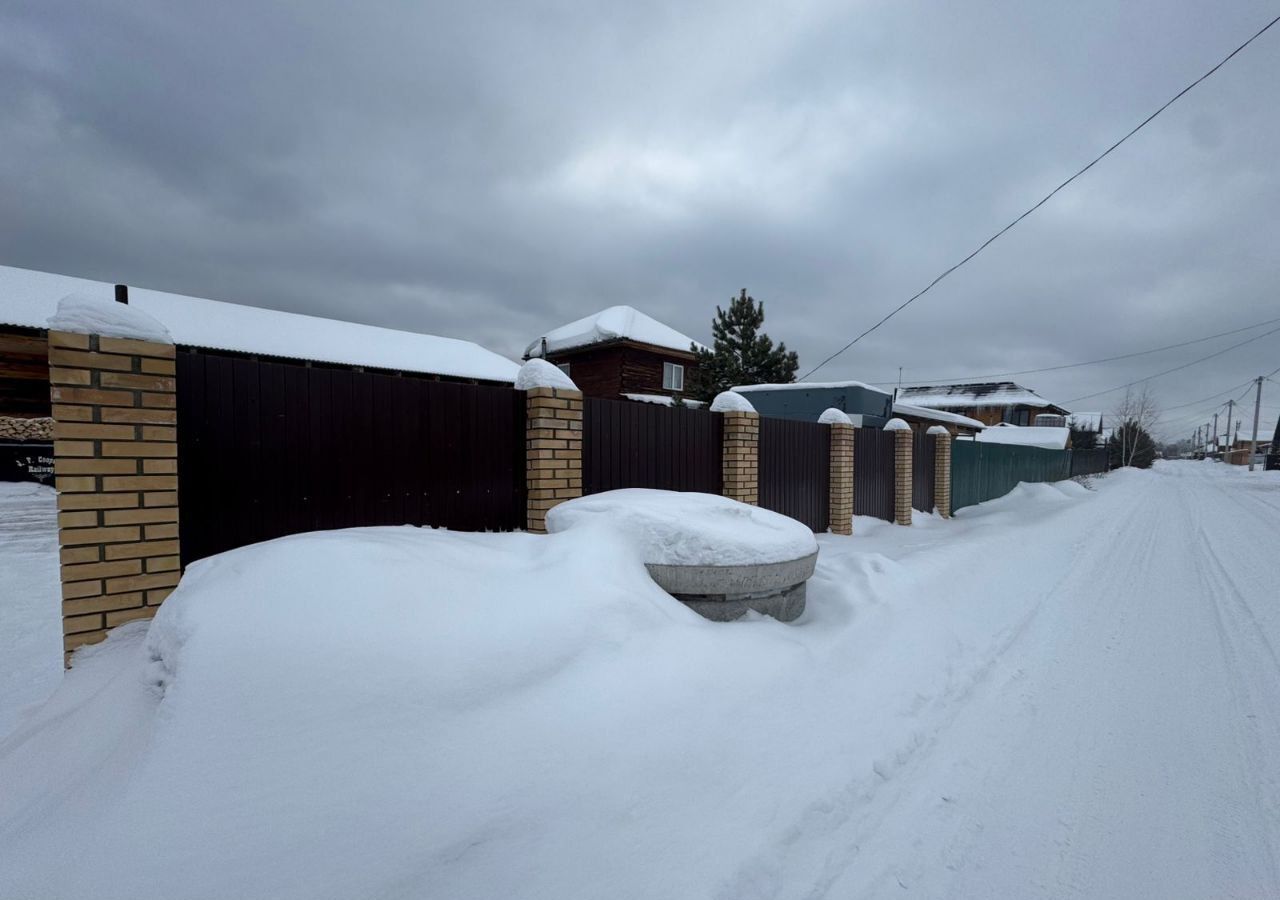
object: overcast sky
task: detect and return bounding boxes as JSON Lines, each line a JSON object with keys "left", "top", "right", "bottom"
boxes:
{"left": 2, "top": 1, "right": 1277, "bottom": 439}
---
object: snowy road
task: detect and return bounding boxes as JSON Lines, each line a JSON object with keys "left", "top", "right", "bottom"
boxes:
{"left": 815, "top": 463, "right": 1280, "bottom": 898}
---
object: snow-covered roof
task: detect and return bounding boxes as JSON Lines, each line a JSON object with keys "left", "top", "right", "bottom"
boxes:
{"left": 0, "top": 264, "right": 520, "bottom": 383}
{"left": 732, "top": 380, "right": 889, "bottom": 396}
{"left": 524, "top": 305, "right": 704, "bottom": 359}
{"left": 898, "top": 382, "right": 1061, "bottom": 411}
{"left": 892, "top": 402, "right": 985, "bottom": 431}
{"left": 974, "top": 425, "right": 1070, "bottom": 450}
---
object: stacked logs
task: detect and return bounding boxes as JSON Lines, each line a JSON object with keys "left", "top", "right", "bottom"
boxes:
{"left": 0, "top": 416, "right": 54, "bottom": 441}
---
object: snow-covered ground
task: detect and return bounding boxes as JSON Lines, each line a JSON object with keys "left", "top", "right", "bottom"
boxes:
{"left": 0, "top": 482, "right": 62, "bottom": 739}
{"left": 1, "top": 462, "right": 1278, "bottom": 898}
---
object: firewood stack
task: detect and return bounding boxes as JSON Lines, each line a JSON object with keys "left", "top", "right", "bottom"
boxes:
{"left": 0, "top": 416, "right": 54, "bottom": 441}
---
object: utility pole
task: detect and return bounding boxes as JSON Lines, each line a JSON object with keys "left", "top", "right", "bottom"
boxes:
{"left": 1225, "top": 400, "right": 1234, "bottom": 457}
{"left": 1248, "top": 375, "right": 1263, "bottom": 472}
{"left": 1213, "top": 412, "right": 1219, "bottom": 458}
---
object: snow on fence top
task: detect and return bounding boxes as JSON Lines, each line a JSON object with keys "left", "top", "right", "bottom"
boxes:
{"left": 897, "top": 381, "right": 1058, "bottom": 410}
{"left": 818, "top": 407, "right": 852, "bottom": 425}
{"left": 546, "top": 489, "right": 817, "bottom": 567}
{"left": 0, "top": 264, "right": 520, "bottom": 383}
{"left": 524, "top": 305, "right": 705, "bottom": 359}
{"left": 892, "top": 402, "right": 985, "bottom": 430}
{"left": 974, "top": 425, "right": 1070, "bottom": 450}
{"left": 731, "top": 380, "right": 889, "bottom": 396}
{"left": 927, "top": 425, "right": 950, "bottom": 436}
{"left": 883, "top": 418, "right": 910, "bottom": 432}
{"left": 710, "top": 391, "right": 755, "bottom": 413}
{"left": 515, "top": 358, "right": 578, "bottom": 391}
{"left": 623, "top": 394, "right": 707, "bottom": 408}
{"left": 48, "top": 293, "right": 172, "bottom": 343}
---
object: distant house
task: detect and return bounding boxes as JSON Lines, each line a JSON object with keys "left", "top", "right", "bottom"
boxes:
{"left": 523, "top": 306, "right": 703, "bottom": 402}
{"left": 897, "top": 381, "right": 1070, "bottom": 427}
{"left": 729, "top": 381, "right": 984, "bottom": 435}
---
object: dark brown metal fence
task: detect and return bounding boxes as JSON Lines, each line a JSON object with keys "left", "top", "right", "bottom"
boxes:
{"left": 912, "top": 431, "right": 936, "bottom": 513}
{"left": 582, "top": 398, "right": 722, "bottom": 495}
{"left": 176, "top": 351, "right": 525, "bottom": 566}
{"left": 854, "top": 426, "right": 895, "bottom": 521}
{"left": 758, "top": 416, "right": 830, "bottom": 532}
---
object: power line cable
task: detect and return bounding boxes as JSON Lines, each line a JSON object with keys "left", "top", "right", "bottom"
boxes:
{"left": 801, "top": 12, "right": 1280, "bottom": 380}
{"left": 869, "top": 314, "right": 1280, "bottom": 386}
{"left": 1063, "top": 323, "right": 1280, "bottom": 403}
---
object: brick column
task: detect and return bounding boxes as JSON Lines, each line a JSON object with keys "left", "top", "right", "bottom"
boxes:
{"left": 890, "top": 423, "right": 913, "bottom": 526}
{"left": 48, "top": 331, "right": 180, "bottom": 661}
{"left": 721, "top": 411, "right": 759, "bottom": 505}
{"left": 525, "top": 386, "right": 582, "bottom": 533}
{"left": 829, "top": 422, "right": 854, "bottom": 535}
{"left": 932, "top": 427, "right": 952, "bottom": 518}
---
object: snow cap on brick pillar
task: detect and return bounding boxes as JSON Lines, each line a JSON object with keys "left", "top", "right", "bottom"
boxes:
{"left": 715, "top": 392, "right": 758, "bottom": 506}
{"left": 46, "top": 293, "right": 179, "bottom": 663}
{"left": 928, "top": 425, "right": 953, "bottom": 519}
{"left": 821, "top": 408, "right": 854, "bottom": 535}
{"left": 519, "top": 359, "right": 583, "bottom": 534}
{"left": 884, "top": 417, "right": 913, "bottom": 526}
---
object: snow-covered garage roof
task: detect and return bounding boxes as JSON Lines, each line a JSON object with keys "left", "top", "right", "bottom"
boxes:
{"left": 0, "top": 264, "right": 520, "bottom": 383}
{"left": 898, "top": 381, "right": 1064, "bottom": 412}
{"left": 524, "top": 305, "right": 705, "bottom": 359}
{"left": 892, "top": 402, "right": 985, "bottom": 431}
{"left": 974, "top": 424, "right": 1071, "bottom": 450}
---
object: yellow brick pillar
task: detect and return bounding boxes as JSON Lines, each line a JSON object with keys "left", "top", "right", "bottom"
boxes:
{"left": 819, "top": 408, "right": 854, "bottom": 535}
{"left": 48, "top": 330, "right": 180, "bottom": 661}
{"left": 930, "top": 426, "right": 952, "bottom": 519}
{"left": 721, "top": 411, "right": 759, "bottom": 505}
{"left": 887, "top": 418, "right": 913, "bottom": 526}
{"left": 525, "top": 386, "right": 583, "bottom": 533}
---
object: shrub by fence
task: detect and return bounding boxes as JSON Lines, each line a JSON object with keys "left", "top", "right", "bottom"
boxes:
{"left": 582, "top": 397, "right": 722, "bottom": 496}
{"left": 176, "top": 351, "right": 526, "bottom": 566}
{"left": 854, "top": 426, "right": 895, "bottom": 521}
{"left": 758, "top": 416, "right": 829, "bottom": 532}
{"left": 951, "top": 441, "right": 1072, "bottom": 512}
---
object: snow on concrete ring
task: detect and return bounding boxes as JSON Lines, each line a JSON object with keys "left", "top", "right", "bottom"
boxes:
{"left": 545, "top": 489, "right": 819, "bottom": 622}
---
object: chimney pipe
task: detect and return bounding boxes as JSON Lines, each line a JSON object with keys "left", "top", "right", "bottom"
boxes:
{"left": 114, "top": 284, "right": 129, "bottom": 305}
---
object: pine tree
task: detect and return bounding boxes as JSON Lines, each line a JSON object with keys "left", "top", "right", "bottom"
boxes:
{"left": 690, "top": 289, "right": 799, "bottom": 401}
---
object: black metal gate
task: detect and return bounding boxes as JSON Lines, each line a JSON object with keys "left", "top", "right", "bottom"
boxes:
{"left": 176, "top": 351, "right": 526, "bottom": 566}
{"left": 582, "top": 398, "right": 722, "bottom": 495}
{"left": 854, "top": 427, "right": 895, "bottom": 521}
{"left": 758, "top": 416, "right": 830, "bottom": 532}
{"left": 912, "top": 431, "right": 936, "bottom": 513}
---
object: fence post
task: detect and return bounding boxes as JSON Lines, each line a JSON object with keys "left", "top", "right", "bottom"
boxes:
{"left": 49, "top": 330, "right": 181, "bottom": 664}
{"left": 525, "top": 386, "right": 583, "bottom": 533}
{"left": 886, "top": 418, "right": 912, "bottom": 526}
{"left": 929, "top": 426, "right": 952, "bottom": 518}
{"left": 721, "top": 411, "right": 759, "bottom": 505}
{"left": 828, "top": 423, "right": 854, "bottom": 535}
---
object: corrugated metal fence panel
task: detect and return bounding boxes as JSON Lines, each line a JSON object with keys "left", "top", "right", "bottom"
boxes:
{"left": 854, "top": 426, "right": 895, "bottom": 522}
{"left": 912, "top": 431, "right": 936, "bottom": 512}
{"left": 177, "top": 351, "right": 526, "bottom": 566}
{"left": 1070, "top": 448, "right": 1108, "bottom": 477}
{"left": 582, "top": 398, "right": 723, "bottom": 495}
{"left": 758, "top": 416, "right": 830, "bottom": 532}
{"left": 951, "top": 440, "right": 1073, "bottom": 512}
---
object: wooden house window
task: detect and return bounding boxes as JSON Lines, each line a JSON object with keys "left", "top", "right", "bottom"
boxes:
{"left": 557, "top": 362, "right": 571, "bottom": 377}
{"left": 663, "top": 362, "right": 684, "bottom": 392}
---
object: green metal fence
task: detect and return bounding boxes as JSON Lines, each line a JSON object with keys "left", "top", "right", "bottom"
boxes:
{"left": 952, "top": 441, "right": 1073, "bottom": 511}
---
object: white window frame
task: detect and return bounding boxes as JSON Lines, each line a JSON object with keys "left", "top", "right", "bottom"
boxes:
{"left": 556, "top": 362, "right": 571, "bottom": 377}
{"left": 663, "top": 362, "right": 684, "bottom": 392}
